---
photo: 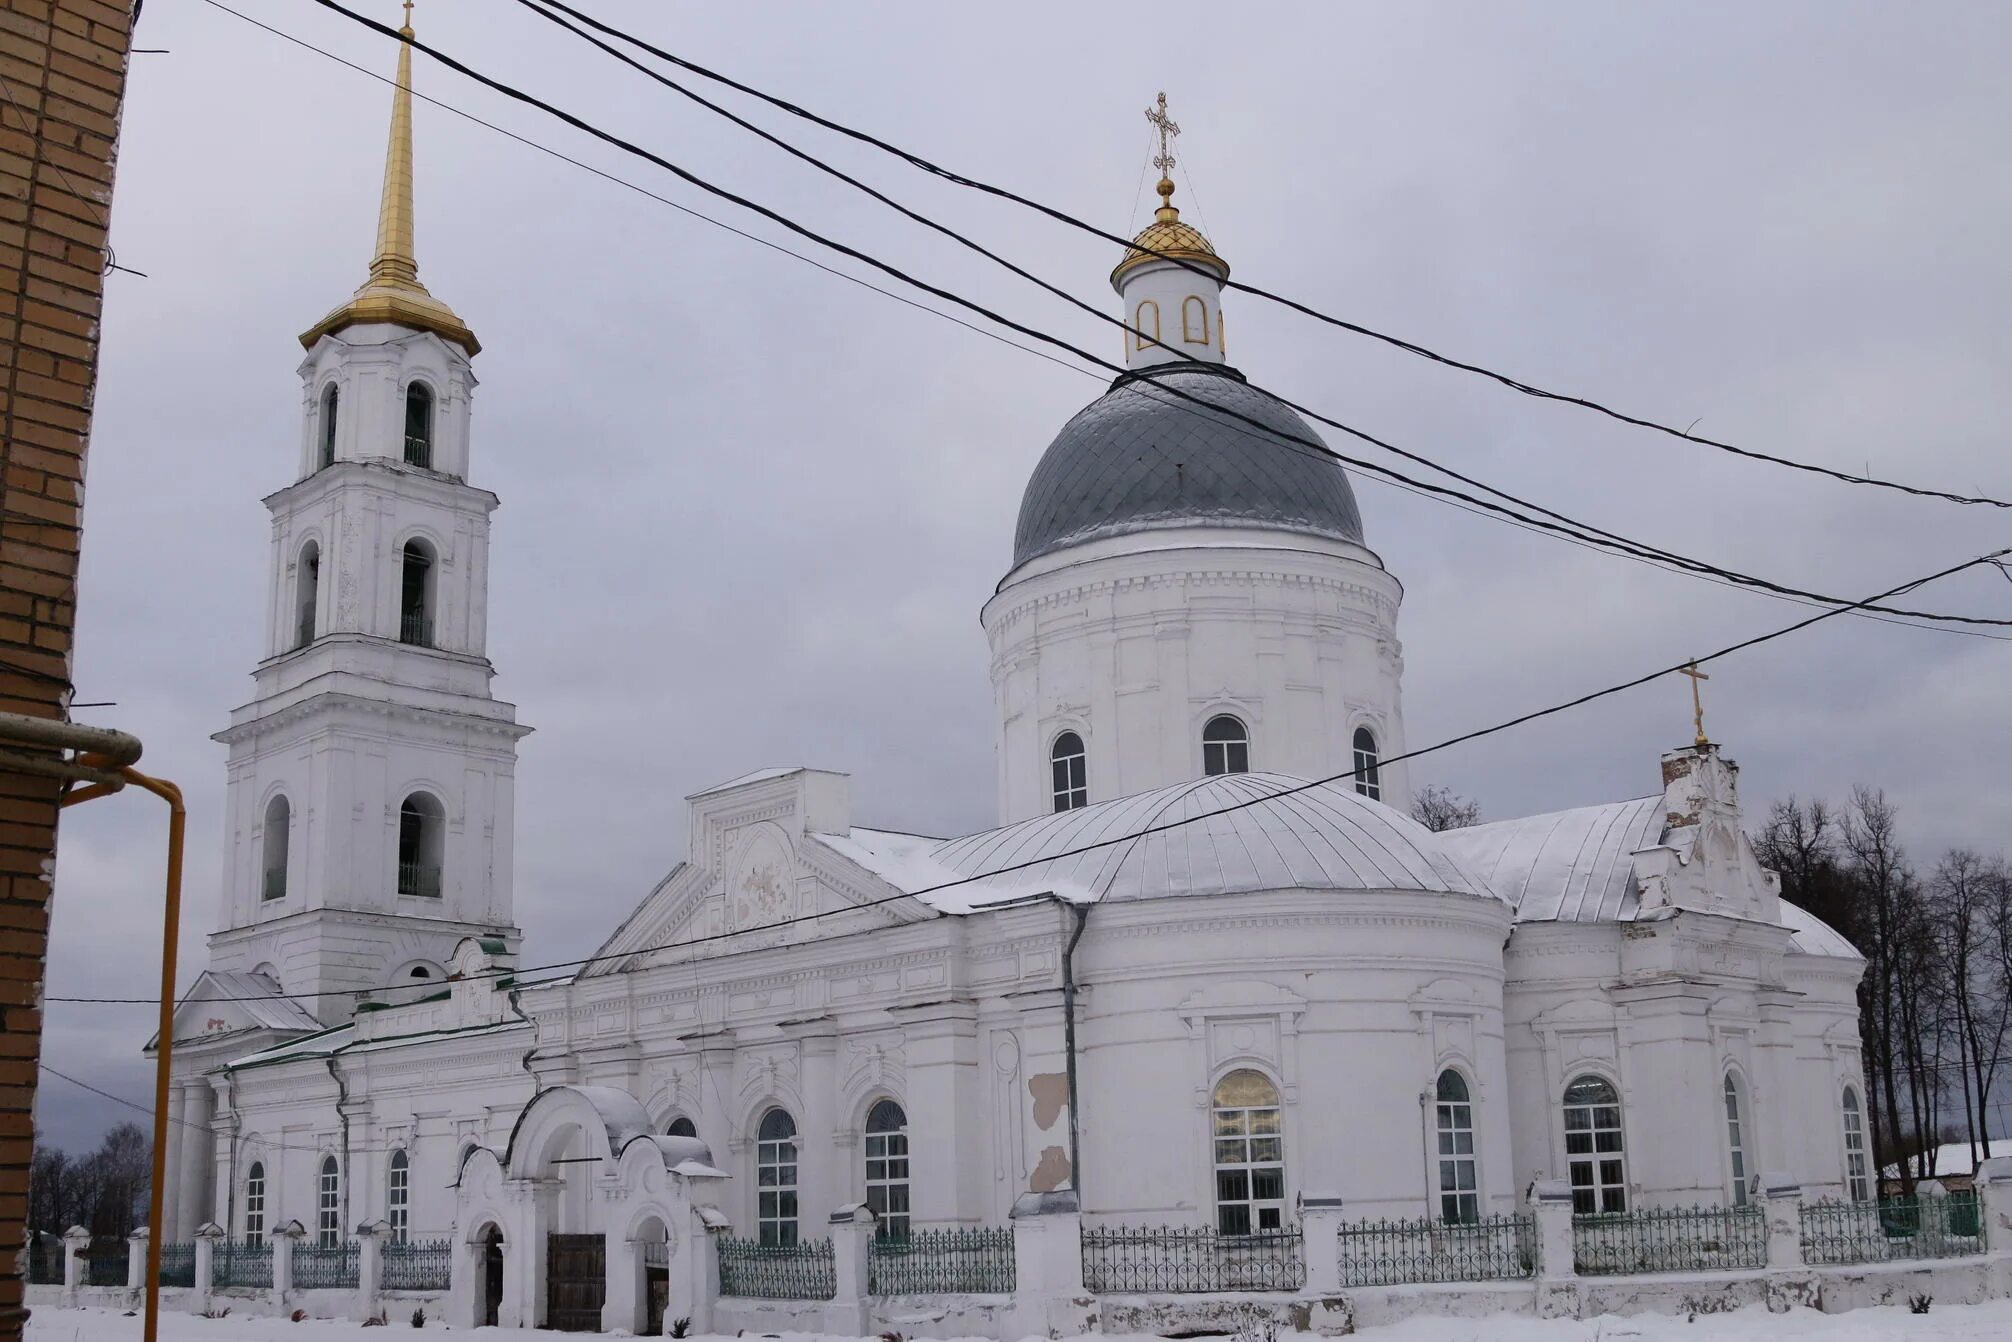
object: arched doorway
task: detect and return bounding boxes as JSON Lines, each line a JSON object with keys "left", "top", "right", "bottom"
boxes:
{"left": 635, "top": 1216, "right": 670, "bottom": 1337}
{"left": 537, "top": 1121, "right": 605, "bottom": 1331}
{"left": 479, "top": 1225, "right": 504, "bottom": 1328}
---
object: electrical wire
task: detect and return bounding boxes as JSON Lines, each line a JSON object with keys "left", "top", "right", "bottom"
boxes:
{"left": 44, "top": 545, "right": 2009, "bottom": 1010}
{"left": 192, "top": 0, "right": 2009, "bottom": 642}
{"left": 38, "top": 1062, "right": 420, "bottom": 1155}
{"left": 280, "top": 1, "right": 2012, "bottom": 631}
{"left": 521, "top": 0, "right": 2012, "bottom": 514}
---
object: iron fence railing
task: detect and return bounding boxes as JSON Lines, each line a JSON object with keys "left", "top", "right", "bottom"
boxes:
{"left": 716, "top": 1236, "right": 836, "bottom": 1300}
{"left": 1081, "top": 1225, "right": 1304, "bottom": 1294}
{"left": 25, "top": 1236, "right": 61, "bottom": 1285}
{"left": 157, "top": 1242, "right": 195, "bottom": 1289}
{"left": 262, "top": 867, "right": 286, "bottom": 900}
{"left": 868, "top": 1227, "right": 1014, "bottom": 1294}
{"left": 1800, "top": 1193, "right": 1984, "bottom": 1265}
{"left": 1573, "top": 1205, "right": 1767, "bottom": 1276}
{"left": 398, "top": 861, "right": 441, "bottom": 898}
{"left": 399, "top": 613, "right": 432, "bottom": 647}
{"left": 214, "top": 1242, "right": 273, "bottom": 1290}
{"left": 404, "top": 436, "right": 432, "bottom": 470}
{"left": 292, "top": 1243, "right": 360, "bottom": 1289}
{"left": 382, "top": 1238, "right": 451, "bottom": 1291}
{"left": 1335, "top": 1213, "right": 1535, "bottom": 1286}
{"left": 85, "top": 1239, "right": 128, "bottom": 1287}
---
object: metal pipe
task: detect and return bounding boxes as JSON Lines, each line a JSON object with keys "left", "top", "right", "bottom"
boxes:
{"left": 61, "top": 765, "right": 182, "bottom": 1342}
{"left": 1061, "top": 900, "right": 1090, "bottom": 1204}
{"left": 0, "top": 746, "right": 128, "bottom": 789}
{"left": 0, "top": 710, "right": 141, "bottom": 764}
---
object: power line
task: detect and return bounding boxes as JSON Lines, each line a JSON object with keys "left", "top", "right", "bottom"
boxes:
{"left": 285, "top": 0, "right": 2010, "bottom": 632}
{"left": 196, "top": 1, "right": 2009, "bottom": 642}
{"left": 38, "top": 1063, "right": 419, "bottom": 1155}
{"left": 46, "top": 545, "right": 2009, "bottom": 1010}
{"left": 522, "top": 0, "right": 2012, "bottom": 514}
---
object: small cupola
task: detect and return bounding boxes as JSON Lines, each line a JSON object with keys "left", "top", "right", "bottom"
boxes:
{"left": 1112, "top": 93, "right": 1229, "bottom": 370}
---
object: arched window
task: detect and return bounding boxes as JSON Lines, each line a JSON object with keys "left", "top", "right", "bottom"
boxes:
{"left": 403, "top": 383, "right": 433, "bottom": 468}
{"left": 317, "top": 1155, "right": 341, "bottom": 1248}
{"left": 399, "top": 539, "right": 435, "bottom": 647}
{"left": 1211, "top": 1069, "right": 1284, "bottom": 1234}
{"left": 1435, "top": 1070, "right": 1478, "bottom": 1224}
{"left": 1050, "top": 731, "right": 1087, "bottom": 813}
{"left": 1563, "top": 1076, "right": 1626, "bottom": 1214}
{"left": 864, "top": 1099, "right": 910, "bottom": 1240}
{"left": 1351, "top": 726, "right": 1381, "bottom": 800}
{"left": 756, "top": 1108, "right": 799, "bottom": 1246}
{"left": 1723, "top": 1074, "right": 1750, "bottom": 1206}
{"left": 387, "top": 1149, "right": 409, "bottom": 1243}
{"left": 261, "top": 795, "right": 290, "bottom": 901}
{"left": 244, "top": 1161, "right": 266, "bottom": 1246}
{"left": 666, "top": 1116, "right": 697, "bottom": 1139}
{"left": 397, "top": 792, "right": 445, "bottom": 898}
{"left": 318, "top": 384, "right": 339, "bottom": 469}
{"left": 295, "top": 540, "right": 320, "bottom": 649}
{"left": 1202, "top": 715, "right": 1249, "bottom": 776}
{"left": 1182, "top": 295, "right": 1210, "bottom": 345}
{"left": 1842, "top": 1087, "right": 1870, "bottom": 1201}
{"left": 1133, "top": 299, "right": 1161, "bottom": 351}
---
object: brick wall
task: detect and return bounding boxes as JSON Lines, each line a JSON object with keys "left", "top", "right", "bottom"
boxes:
{"left": 0, "top": 1, "right": 133, "bottom": 1337}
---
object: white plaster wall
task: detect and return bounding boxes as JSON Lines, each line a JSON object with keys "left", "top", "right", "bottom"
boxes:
{"left": 983, "top": 527, "right": 1407, "bottom": 827}
{"left": 1114, "top": 258, "right": 1226, "bottom": 370}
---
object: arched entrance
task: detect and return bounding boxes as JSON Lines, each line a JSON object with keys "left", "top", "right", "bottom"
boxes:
{"left": 480, "top": 1225, "right": 505, "bottom": 1328}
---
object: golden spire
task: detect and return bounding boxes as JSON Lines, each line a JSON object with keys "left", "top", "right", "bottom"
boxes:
{"left": 300, "top": 1, "right": 480, "bottom": 356}
{"left": 1679, "top": 662, "right": 1711, "bottom": 748}
{"left": 1111, "top": 92, "right": 1227, "bottom": 287}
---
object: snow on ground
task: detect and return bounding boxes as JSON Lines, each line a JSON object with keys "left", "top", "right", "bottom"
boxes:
{"left": 31, "top": 1303, "right": 2012, "bottom": 1342}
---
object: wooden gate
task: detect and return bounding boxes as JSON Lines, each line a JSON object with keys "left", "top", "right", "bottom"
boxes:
{"left": 546, "top": 1234, "right": 605, "bottom": 1332}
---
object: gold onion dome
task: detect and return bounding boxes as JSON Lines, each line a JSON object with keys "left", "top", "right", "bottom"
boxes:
{"left": 1111, "top": 177, "right": 1229, "bottom": 286}
{"left": 299, "top": 10, "right": 479, "bottom": 356}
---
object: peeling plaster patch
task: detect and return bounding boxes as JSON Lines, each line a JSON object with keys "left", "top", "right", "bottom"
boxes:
{"left": 1029, "top": 1072, "right": 1067, "bottom": 1130}
{"left": 1029, "top": 1144, "right": 1070, "bottom": 1193}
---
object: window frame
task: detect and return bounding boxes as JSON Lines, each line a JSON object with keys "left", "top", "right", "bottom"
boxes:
{"left": 387, "top": 1149, "right": 409, "bottom": 1243}
{"left": 318, "top": 384, "right": 339, "bottom": 470}
{"left": 397, "top": 791, "right": 445, "bottom": 898}
{"left": 863, "top": 1099, "right": 911, "bottom": 1240}
{"left": 317, "top": 1154, "right": 341, "bottom": 1249}
{"left": 295, "top": 539, "right": 320, "bottom": 650}
{"left": 755, "top": 1108, "right": 799, "bottom": 1247}
{"left": 1351, "top": 726, "right": 1381, "bottom": 800}
{"left": 1562, "top": 1075, "right": 1626, "bottom": 1215}
{"left": 1723, "top": 1072, "right": 1750, "bottom": 1206}
{"left": 1210, "top": 1068, "right": 1286, "bottom": 1235}
{"left": 398, "top": 538, "right": 436, "bottom": 647}
{"left": 403, "top": 382, "right": 434, "bottom": 469}
{"left": 666, "top": 1115, "right": 697, "bottom": 1139}
{"left": 1201, "top": 714, "right": 1250, "bottom": 776}
{"left": 261, "top": 794, "right": 291, "bottom": 902}
{"left": 1842, "top": 1086, "right": 1870, "bottom": 1202}
{"left": 1434, "top": 1069, "right": 1479, "bottom": 1224}
{"left": 1133, "top": 299, "right": 1161, "bottom": 352}
{"left": 244, "top": 1160, "right": 266, "bottom": 1246}
{"left": 1049, "top": 731, "right": 1088, "bottom": 812}
{"left": 1181, "top": 294, "right": 1211, "bottom": 345}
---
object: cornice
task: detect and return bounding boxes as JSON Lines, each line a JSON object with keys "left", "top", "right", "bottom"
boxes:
{"left": 216, "top": 685, "right": 531, "bottom": 747}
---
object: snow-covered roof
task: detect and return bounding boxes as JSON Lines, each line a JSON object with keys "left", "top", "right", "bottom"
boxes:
{"left": 1436, "top": 796, "right": 1663, "bottom": 923}
{"left": 187, "top": 970, "right": 324, "bottom": 1034}
{"left": 225, "top": 1015, "right": 530, "bottom": 1070}
{"left": 685, "top": 767, "right": 811, "bottom": 798}
{"left": 1779, "top": 899, "right": 1862, "bottom": 959}
{"left": 819, "top": 772, "right": 1498, "bottom": 914}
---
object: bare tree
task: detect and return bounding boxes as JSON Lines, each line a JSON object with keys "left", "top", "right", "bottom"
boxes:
{"left": 1411, "top": 784, "right": 1481, "bottom": 832}
{"left": 1928, "top": 851, "right": 2010, "bottom": 1168}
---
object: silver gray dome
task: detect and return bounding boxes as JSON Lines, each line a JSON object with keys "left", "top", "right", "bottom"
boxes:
{"left": 1012, "top": 364, "right": 1366, "bottom": 569}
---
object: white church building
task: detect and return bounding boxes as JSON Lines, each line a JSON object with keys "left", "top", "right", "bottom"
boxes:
{"left": 150, "top": 36, "right": 1879, "bottom": 1334}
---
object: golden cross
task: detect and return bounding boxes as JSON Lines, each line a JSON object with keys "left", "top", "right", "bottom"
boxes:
{"left": 1679, "top": 662, "right": 1710, "bottom": 747}
{"left": 401, "top": 0, "right": 414, "bottom": 31}
{"left": 1145, "top": 91, "right": 1181, "bottom": 179}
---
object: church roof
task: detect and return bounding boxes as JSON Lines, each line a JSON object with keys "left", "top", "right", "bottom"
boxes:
{"left": 1435, "top": 795, "right": 1663, "bottom": 923}
{"left": 1010, "top": 363, "right": 1367, "bottom": 570}
{"left": 819, "top": 772, "right": 1499, "bottom": 914}
{"left": 1778, "top": 899, "right": 1862, "bottom": 959}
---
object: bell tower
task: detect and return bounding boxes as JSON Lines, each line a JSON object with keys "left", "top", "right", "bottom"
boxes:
{"left": 204, "top": 12, "right": 529, "bottom": 1024}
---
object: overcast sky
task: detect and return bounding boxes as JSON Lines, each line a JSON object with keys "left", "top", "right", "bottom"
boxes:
{"left": 34, "top": 1, "right": 2011, "bottom": 1148}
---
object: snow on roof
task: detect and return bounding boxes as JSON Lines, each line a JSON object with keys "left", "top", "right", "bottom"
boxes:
{"left": 1436, "top": 796, "right": 1663, "bottom": 923}
{"left": 685, "top": 767, "right": 810, "bottom": 798}
{"left": 1779, "top": 899, "right": 1862, "bottom": 959}
{"left": 188, "top": 970, "right": 323, "bottom": 1034}
{"left": 821, "top": 773, "right": 1498, "bottom": 915}
{"left": 225, "top": 1016, "right": 530, "bottom": 1070}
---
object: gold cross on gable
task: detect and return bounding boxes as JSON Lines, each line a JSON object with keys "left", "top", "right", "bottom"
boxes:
{"left": 1145, "top": 91, "right": 1181, "bottom": 178}
{"left": 1679, "top": 662, "right": 1711, "bottom": 748}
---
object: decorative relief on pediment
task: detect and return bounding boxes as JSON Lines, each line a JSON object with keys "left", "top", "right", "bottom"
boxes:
{"left": 728, "top": 825, "right": 796, "bottom": 939}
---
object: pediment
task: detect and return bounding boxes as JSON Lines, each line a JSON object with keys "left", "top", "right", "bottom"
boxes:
{"left": 154, "top": 969, "right": 320, "bottom": 1052}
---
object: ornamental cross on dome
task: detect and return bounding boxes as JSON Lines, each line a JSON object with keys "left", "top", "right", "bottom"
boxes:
{"left": 1680, "top": 662, "right": 1710, "bottom": 747}
{"left": 1146, "top": 92, "right": 1180, "bottom": 179}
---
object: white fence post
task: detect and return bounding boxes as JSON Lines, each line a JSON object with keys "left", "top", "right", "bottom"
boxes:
{"left": 1298, "top": 1194, "right": 1344, "bottom": 1296}
{"left": 824, "top": 1203, "right": 874, "bottom": 1337}
{"left": 125, "top": 1227, "right": 148, "bottom": 1295}
{"left": 1528, "top": 1179, "right": 1579, "bottom": 1320}
{"left": 270, "top": 1220, "right": 303, "bottom": 1314}
{"left": 194, "top": 1221, "right": 225, "bottom": 1314}
{"left": 60, "top": 1225, "right": 88, "bottom": 1306}
{"left": 1977, "top": 1156, "right": 2012, "bottom": 1246}
{"left": 680, "top": 1205, "right": 727, "bottom": 1336}
{"left": 1760, "top": 1174, "right": 1804, "bottom": 1270}
{"left": 355, "top": 1221, "right": 387, "bottom": 1321}
{"left": 1009, "top": 1189, "right": 1090, "bottom": 1341}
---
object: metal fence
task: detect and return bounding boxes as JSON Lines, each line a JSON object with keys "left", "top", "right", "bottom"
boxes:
{"left": 1081, "top": 1225, "right": 1305, "bottom": 1294}
{"left": 157, "top": 1242, "right": 196, "bottom": 1289}
{"left": 869, "top": 1228, "right": 1014, "bottom": 1295}
{"left": 383, "top": 1238, "right": 452, "bottom": 1292}
{"left": 25, "top": 1236, "right": 60, "bottom": 1285}
{"left": 1573, "top": 1205, "right": 1767, "bottom": 1276}
{"left": 215, "top": 1242, "right": 273, "bottom": 1290}
{"left": 1335, "top": 1213, "right": 1535, "bottom": 1286}
{"left": 716, "top": 1237, "right": 836, "bottom": 1300}
{"left": 1800, "top": 1194, "right": 1984, "bottom": 1266}
{"left": 292, "top": 1243, "right": 360, "bottom": 1289}
{"left": 85, "top": 1239, "right": 128, "bottom": 1287}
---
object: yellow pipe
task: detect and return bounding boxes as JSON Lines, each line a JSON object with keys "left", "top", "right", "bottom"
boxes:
{"left": 60, "top": 765, "right": 183, "bottom": 1342}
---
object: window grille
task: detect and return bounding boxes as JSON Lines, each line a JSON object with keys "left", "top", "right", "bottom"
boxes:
{"left": 1202, "top": 715, "right": 1249, "bottom": 776}
{"left": 1212, "top": 1069, "right": 1285, "bottom": 1234}
{"left": 1435, "top": 1070, "right": 1479, "bottom": 1223}
{"left": 1562, "top": 1075, "right": 1626, "bottom": 1214}
{"left": 1351, "top": 727, "right": 1381, "bottom": 799}
{"left": 864, "top": 1099, "right": 910, "bottom": 1239}
{"left": 756, "top": 1108, "right": 799, "bottom": 1247}
{"left": 1050, "top": 732, "right": 1087, "bottom": 812}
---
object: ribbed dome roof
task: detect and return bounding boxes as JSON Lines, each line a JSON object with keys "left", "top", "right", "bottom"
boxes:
{"left": 1011, "top": 363, "right": 1367, "bottom": 569}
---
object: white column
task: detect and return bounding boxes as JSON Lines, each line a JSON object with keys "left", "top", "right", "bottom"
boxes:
{"left": 1760, "top": 1175, "right": 1803, "bottom": 1270}
{"left": 125, "top": 1227, "right": 148, "bottom": 1294}
{"left": 1298, "top": 1194, "right": 1344, "bottom": 1296}
{"left": 271, "top": 1220, "right": 303, "bottom": 1313}
{"left": 1528, "top": 1179, "right": 1575, "bottom": 1281}
{"left": 60, "top": 1225, "right": 89, "bottom": 1306}
{"left": 356, "top": 1220, "right": 387, "bottom": 1321}
{"left": 674, "top": 1205, "right": 725, "bottom": 1336}
{"left": 823, "top": 1204, "right": 873, "bottom": 1336}
{"left": 601, "top": 1234, "right": 644, "bottom": 1335}
{"left": 193, "top": 1222, "right": 225, "bottom": 1315}
{"left": 1007, "top": 1190, "right": 1087, "bottom": 1342}
{"left": 177, "top": 1081, "right": 215, "bottom": 1239}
